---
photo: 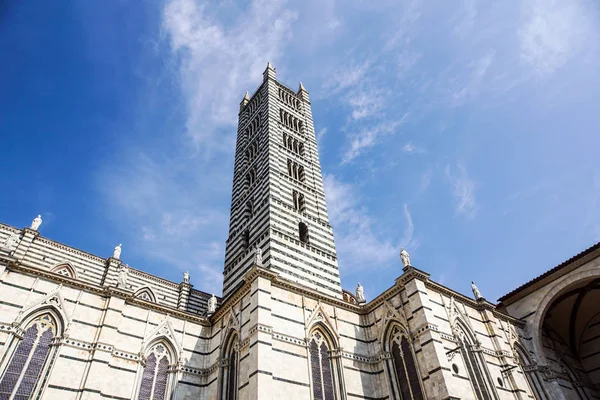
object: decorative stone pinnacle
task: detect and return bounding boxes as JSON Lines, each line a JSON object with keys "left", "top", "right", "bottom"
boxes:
{"left": 244, "top": 91, "right": 250, "bottom": 101}
{"left": 298, "top": 82, "right": 306, "bottom": 92}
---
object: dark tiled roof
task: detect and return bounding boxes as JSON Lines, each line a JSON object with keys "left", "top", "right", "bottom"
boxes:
{"left": 498, "top": 241, "right": 600, "bottom": 303}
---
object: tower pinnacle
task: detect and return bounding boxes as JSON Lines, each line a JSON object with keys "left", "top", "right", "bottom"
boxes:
{"left": 263, "top": 62, "right": 276, "bottom": 81}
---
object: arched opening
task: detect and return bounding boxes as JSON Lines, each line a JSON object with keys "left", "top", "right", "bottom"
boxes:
{"left": 537, "top": 277, "right": 600, "bottom": 399}
{"left": 0, "top": 312, "right": 62, "bottom": 399}
{"left": 299, "top": 222, "right": 309, "bottom": 243}
{"left": 455, "top": 322, "right": 497, "bottom": 400}
{"left": 136, "top": 340, "right": 176, "bottom": 400}
{"left": 383, "top": 323, "right": 424, "bottom": 400}
{"left": 220, "top": 331, "right": 239, "bottom": 400}
{"left": 50, "top": 262, "right": 77, "bottom": 279}
{"left": 307, "top": 327, "right": 341, "bottom": 400}
{"left": 241, "top": 230, "right": 250, "bottom": 250}
{"left": 514, "top": 344, "right": 547, "bottom": 399}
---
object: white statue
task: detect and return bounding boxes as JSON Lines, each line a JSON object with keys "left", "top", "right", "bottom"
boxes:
{"left": 113, "top": 244, "right": 122, "bottom": 259}
{"left": 400, "top": 248, "right": 411, "bottom": 267}
{"left": 254, "top": 245, "right": 263, "bottom": 266}
{"left": 207, "top": 294, "right": 217, "bottom": 314}
{"left": 30, "top": 215, "right": 42, "bottom": 231}
{"left": 471, "top": 281, "right": 483, "bottom": 300}
{"left": 117, "top": 264, "right": 129, "bottom": 287}
{"left": 356, "top": 282, "right": 365, "bottom": 303}
{"left": 183, "top": 271, "right": 190, "bottom": 284}
{"left": 1, "top": 233, "right": 19, "bottom": 252}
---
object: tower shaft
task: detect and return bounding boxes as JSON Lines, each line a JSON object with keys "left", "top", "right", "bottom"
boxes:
{"left": 223, "top": 64, "right": 342, "bottom": 298}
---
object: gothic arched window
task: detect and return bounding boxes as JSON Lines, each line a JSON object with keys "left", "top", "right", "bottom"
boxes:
{"left": 457, "top": 327, "right": 496, "bottom": 400}
{"left": 386, "top": 324, "right": 424, "bottom": 400}
{"left": 309, "top": 331, "right": 337, "bottom": 400}
{"left": 137, "top": 342, "right": 173, "bottom": 400}
{"left": 221, "top": 332, "right": 239, "bottom": 400}
{"left": 0, "top": 313, "right": 59, "bottom": 400}
{"left": 515, "top": 345, "right": 546, "bottom": 399}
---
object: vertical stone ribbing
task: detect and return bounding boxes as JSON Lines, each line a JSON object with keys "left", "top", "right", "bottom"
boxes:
{"left": 223, "top": 64, "right": 342, "bottom": 299}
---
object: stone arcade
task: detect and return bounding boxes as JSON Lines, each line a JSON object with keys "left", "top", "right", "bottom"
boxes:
{"left": 0, "top": 64, "right": 598, "bottom": 399}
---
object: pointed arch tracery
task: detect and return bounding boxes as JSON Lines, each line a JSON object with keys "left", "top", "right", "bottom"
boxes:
{"left": 307, "top": 325, "right": 341, "bottom": 400}
{"left": 220, "top": 330, "right": 240, "bottom": 400}
{"left": 134, "top": 287, "right": 157, "bottom": 303}
{"left": 136, "top": 339, "right": 176, "bottom": 400}
{"left": 383, "top": 322, "right": 423, "bottom": 400}
{"left": 49, "top": 262, "right": 77, "bottom": 280}
{"left": 454, "top": 321, "right": 497, "bottom": 400}
{"left": 0, "top": 311, "right": 63, "bottom": 400}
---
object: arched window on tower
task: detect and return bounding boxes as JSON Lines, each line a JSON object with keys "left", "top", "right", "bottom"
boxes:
{"left": 244, "top": 200, "right": 253, "bottom": 220}
{"left": 385, "top": 324, "right": 424, "bottom": 400}
{"left": 137, "top": 341, "right": 174, "bottom": 400}
{"left": 241, "top": 230, "right": 250, "bottom": 250}
{"left": 293, "top": 190, "right": 299, "bottom": 211}
{"left": 299, "top": 194, "right": 306, "bottom": 212}
{"left": 308, "top": 330, "right": 339, "bottom": 400}
{"left": 221, "top": 331, "right": 239, "bottom": 400}
{"left": 299, "top": 222, "right": 309, "bottom": 243}
{"left": 0, "top": 313, "right": 60, "bottom": 399}
{"left": 457, "top": 325, "right": 497, "bottom": 400}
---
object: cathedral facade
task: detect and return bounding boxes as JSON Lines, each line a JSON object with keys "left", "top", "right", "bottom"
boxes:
{"left": 0, "top": 64, "right": 598, "bottom": 400}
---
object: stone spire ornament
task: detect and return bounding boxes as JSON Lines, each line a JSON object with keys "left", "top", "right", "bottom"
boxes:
{"left": 183, "top": 271, "right": 190, "bottom": 284}
{"left": 471, "top": 281, "right": 483, "bottom": 300}
{"left": 207, "top": 294, "right": 217, "bottom": 314}
{"left": 113, "top": 244, "right": 122, "bottom": 259}
{"left": 356, "top": 282, "right": 365, "bottom": 303}
{"left": 400, "top": 248, "right": 411, "bottom": 267}
{"left": 30, "top": 215, "right": 42, "bottom": 231}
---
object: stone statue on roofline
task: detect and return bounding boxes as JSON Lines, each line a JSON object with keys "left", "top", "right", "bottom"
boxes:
{"left": 30, "top": 215, "right": 42, "bottom": 231}
{"left": 471, "top": 281, "right": 483, "bottom": 300}
{"left": 356, "top": 282, "right": 365, "bottom": 303}
{"left": 117, "top": 264, "right": 129, "bottom": 287}
{"left": 207, "top": 294, "right": 217, "bottom": 314}
{"left": 400, "top": 248, "right": 411, "bottom": 267}
{"left": 113, "top": 244, "right": 122, "bottom": 259}
{"left": 254, "top": 244, "right": 263, "bottom": 266}
{"left": 2, "top": 232, "right": 19, "bottom": 252}
{"left": 183, "top": 271, "right": 190, "bottom": 284}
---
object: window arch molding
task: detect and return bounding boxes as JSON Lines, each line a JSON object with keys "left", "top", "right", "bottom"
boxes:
{"left": 134, "top": 338, "right": 177, "bottom": 400}
{"left": 513, "top": 342, "right": 548, "bottom": 399}
{"left": 382, "top": 321, "right": 424, "bottom": 400}
{"left": 306, "top": 323, "right": 346, "bottom": 400}
{"left": 134, "top": 286, "right": 158, "bottom": 303}
{"left": 219, "top": 329, "right": 240, "bottom": 400}
{"left": 49, "top": 261, "right": 78, "bottom": 280}
{"left": 0, "top": 307, "right": 65, "bottom": 400}
{"left": 454, "top": 320, "right": 498, "bottom": 400}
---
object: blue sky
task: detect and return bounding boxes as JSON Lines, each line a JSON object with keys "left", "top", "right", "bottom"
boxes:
{"left": 1, "top": 0, "right": 599, "bottom": 302}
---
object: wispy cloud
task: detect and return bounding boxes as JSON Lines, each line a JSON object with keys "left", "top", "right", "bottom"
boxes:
{"left": 162, "top": 0, "right": 297, "bottom": 153}
{"left": 519, "top": 0, "right": 591, "bottom": 78}
{"left": 445, "top": 163, "right": 479, "bottom": 218}
{"left": 323, "top": 174, "right": 398, "bottom": 269}
{"left": 342, "top": 115, "right": 408, "bottom": 163}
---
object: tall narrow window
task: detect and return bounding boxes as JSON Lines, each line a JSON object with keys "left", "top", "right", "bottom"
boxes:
{"left": 293, "top": 190, "right": 299, "bottom": 210}
{"left": 458, "top": 332, "right": 495, "bottom": 400}
{"left": 0, "top": 313, "right": 58, "bottom": 400}
{"left": 222, "top": 333, "right": 239, "bottom": 400}
{"left": 388, "top": 326, "right": 424, "bottom": 400}
{"left": 299, "top": 222, "right": 309, "bottom": 243}
{"left": 137, "top": 342, "right": 172, "bottom": 400}
{"left": 242, "top": 230, "right": 250, "bottom": 250}
{"left": 299, "top": 194, "right": 306, "bottom": 212}
{"left": 309, "top": 332, "right": 336, "bottom": 400}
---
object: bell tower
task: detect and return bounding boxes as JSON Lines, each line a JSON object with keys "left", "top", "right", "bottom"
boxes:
{"left": 222, "top": 63, "right": 342, "bottom": 299}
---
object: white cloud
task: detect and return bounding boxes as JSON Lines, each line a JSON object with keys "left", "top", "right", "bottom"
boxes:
{"left": 445, "top": 163, "right": 478, "bottom": 218}
{"left": 342, "top": 116, "right": 408, "bottom": 163}
{"left": 519, "top": 0, "right": 590, "bottom": 77}
{"left": 323, "top": 62, "right": 370, "bottom": 93}
{"left": 323, "top": 174, "right": 398, "bottom": 269}
{"left": 162, "top": 0, "right": 298, "bottom": 152}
